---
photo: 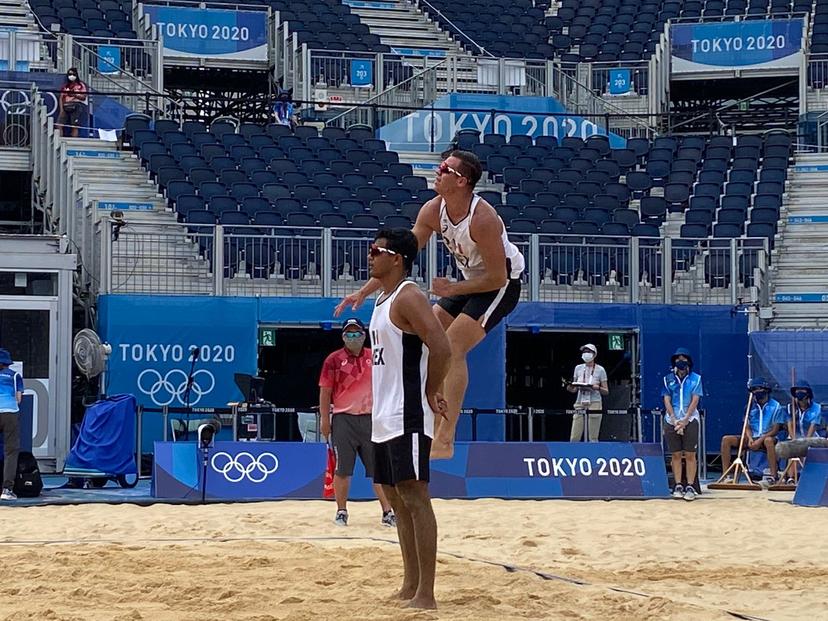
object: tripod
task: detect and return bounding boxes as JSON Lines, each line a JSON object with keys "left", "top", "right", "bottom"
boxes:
{"left": 709, "top": 392, "right": 762, "bottom": 490}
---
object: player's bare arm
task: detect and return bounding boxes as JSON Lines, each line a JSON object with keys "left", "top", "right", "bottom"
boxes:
{"left": 334, "top": 199, "right": 441, "bottom": 317}
{"left": 391, "top": 284, "right": 451, "bottom": 413}
{"left": 432, "top": 201, "right": 508, "bottom": 298}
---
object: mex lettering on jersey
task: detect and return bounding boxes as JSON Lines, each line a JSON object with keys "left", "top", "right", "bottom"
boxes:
{"left": 371, "top": 329, "right": 385, "bottom": 365}
{"left": 442, "top": 234, "right": 470, "bottom": 268}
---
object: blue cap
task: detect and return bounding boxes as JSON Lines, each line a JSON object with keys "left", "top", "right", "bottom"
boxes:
{"left": 342, "top": 318, "right": 365, "bottom": 333}
{"left": 0, "top": 349, "right": 11, "bottom": 365}
{"left": 748, "top": 377, "right": 771, "bottom": 391}
{"left": 670, "top": 347, "right": 693, "bottom": 367}
{"left": 791, "top": 380, "right": 813, "bottom": 399}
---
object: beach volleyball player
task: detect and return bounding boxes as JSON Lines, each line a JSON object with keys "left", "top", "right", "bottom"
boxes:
{"left": 367, "top": 228, "right": 451, "bottom": 609}
{"left": 335, "top": 150, "right": 524, "bottom": 459}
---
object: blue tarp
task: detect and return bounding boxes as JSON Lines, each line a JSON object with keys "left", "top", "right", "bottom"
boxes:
{"left": 65, "top": 394, "right": 138, "bottom": 475}
{"left": 750, "top": 331, "right": 828, "bottom": 404}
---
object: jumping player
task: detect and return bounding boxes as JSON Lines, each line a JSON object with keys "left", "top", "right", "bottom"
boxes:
{"left": 336, "top": 150, "right": 524, "bottom": 459}
{"left": 367, "top": 228, "right": 451, "bottom": 609}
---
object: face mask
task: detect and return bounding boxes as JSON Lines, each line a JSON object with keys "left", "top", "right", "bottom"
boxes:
{"left": 795, "top": 391, "right": 809, "bottom": 400}
{"left": 674, "top": 360, "right": 689, "bottom": 371}
{"left": 343, "top": 333, "right": 365, "bottom": 351}
{"left": 68, "top": 75, "right": 77, "bottom": 81}
{"left": 753, "top": 390, "right": 769, "bottom": 400}
{"left": 581, "top": 352, "right": 594, "bottom": 363}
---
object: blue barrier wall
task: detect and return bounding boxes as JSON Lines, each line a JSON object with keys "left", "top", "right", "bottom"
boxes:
{"left": 100, "top": 296, "right": 746, "bottom": 452}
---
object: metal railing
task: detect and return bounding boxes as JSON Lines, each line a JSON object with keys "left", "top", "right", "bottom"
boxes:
{"left": 0, "top": 29, "right": 45, "bottom": 71}
{"left": 99, "top": 221, "right": 769, "bottom": 306}
{"left": 414, "top": 0, "right": 492, "bottom": 56}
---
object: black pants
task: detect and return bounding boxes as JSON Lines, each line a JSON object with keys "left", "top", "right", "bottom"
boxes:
{"left": 0, "top": 412, "right": 20, "bottom": 490}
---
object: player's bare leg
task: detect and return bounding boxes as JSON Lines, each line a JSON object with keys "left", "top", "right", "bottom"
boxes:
{"left": 382, "top": 484, "right": 418, "bottom": 600}
{"left": 430, "top": 310, "right": 485, "bottom": 460}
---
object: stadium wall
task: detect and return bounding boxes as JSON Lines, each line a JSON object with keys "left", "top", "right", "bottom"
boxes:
{"left": 99, "top": 296, "right": 747, "bottom": 452}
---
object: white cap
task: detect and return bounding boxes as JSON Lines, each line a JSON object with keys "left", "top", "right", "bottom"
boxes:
{"left": 580, "top": 343, "right": 597, "bottom": 355}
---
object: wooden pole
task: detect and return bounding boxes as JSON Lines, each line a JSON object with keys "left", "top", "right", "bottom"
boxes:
{"left": 709, "top": 392, "right": 761, "bottom": 489}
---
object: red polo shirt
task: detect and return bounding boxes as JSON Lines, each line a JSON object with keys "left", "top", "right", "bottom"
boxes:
{"left": 318, "top": 347, "right": 372, "bottom": 415}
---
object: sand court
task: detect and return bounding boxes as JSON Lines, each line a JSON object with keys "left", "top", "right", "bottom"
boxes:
{"left": 0, "top": 491, "right": 825, "bottom": 621}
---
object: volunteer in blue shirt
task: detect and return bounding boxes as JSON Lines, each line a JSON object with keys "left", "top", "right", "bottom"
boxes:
{"left": 661, "top": 347, "right": 704, "bottom": 501}
{"left": 784, "top": 380, "right": 825, "bottom": 439}
{"left": 720, "top": 377, "right": 784, "bottom": 483}
{"left": 0, "top": 348, "right": 23, "bottom": 501}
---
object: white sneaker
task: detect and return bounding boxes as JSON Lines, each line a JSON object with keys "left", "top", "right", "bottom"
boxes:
{"left": 683, "top": 487, "right": 697, "bottom": 502}
{"left": 0, "top": 488, "right": 17, "bottom": 501}
{"left": 672, "top": 485, "right": 684, "bottom": 499}
{"left": 333, "top": 509, "right": 348, "bottom": 526}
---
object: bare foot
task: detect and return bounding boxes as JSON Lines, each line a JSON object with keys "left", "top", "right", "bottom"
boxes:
{"left": 393, "top": 585, "right": 417, "bottom": 600}
{"left": 406, "top": 595, "right": 437, "bottom": 609}
{"left": 430, "top": 438, "right": 454, "bottom": 460}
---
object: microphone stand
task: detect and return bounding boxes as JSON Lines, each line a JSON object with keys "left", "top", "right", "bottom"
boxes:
{"left": 197, "top": 424, "right": 213, "bottom": 504}
{"left": 182, "top": 347, "right": 199, "bottom": 441}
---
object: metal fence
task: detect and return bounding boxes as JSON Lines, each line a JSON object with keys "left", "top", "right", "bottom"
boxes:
{"left": 99, "top": 221, "right": 769, "bottom": 306}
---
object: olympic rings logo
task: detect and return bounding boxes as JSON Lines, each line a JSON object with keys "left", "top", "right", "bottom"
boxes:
{"left": 211, "top": 451, "right": 279, "bottom": 483}
{"left": 136, "top": 368, "right": 215, "bottom": 407}
{"left": 0, "top": 89, "right": 59, "bottom": 116}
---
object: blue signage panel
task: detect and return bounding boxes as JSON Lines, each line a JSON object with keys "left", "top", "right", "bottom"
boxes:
{"left": 671, "top": 19, "right": 804, "bottom": 73}
{"left": 97, "top": 45, "right": 121, "bottom": 74}
{"left": 793, "top": 448, "right": 828, "bottom": 507}
{"left": 774, "top": 293, "right": 828, "bottom": 303}
{"left": 609, "top": 69, "right": 631, "bottom": 95}
{"left": 99, "top": 296, "right": 259, "bottom": 448}
{"left": 153, "top": 441, "right": 669, "bottom": 500}
{"left": 350, "top": 59, "right": 373, "bottom": 87}
{"left": 143, "top": 5, "right": 268, "bottom": 61}
{"left": 97, "top": 201, "right": 153, "bottom": 210}
{"left": 379, "top": 93, "right": 627, "bottom": 153}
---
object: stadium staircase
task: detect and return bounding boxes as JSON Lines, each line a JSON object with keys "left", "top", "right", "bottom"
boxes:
{"left": 1, "top": 0, "right": 53, "bottom": 71}
{"left": 55, "top": 139, "right": 213, "bottom": 294}
{"left": 769, "top": 153, "right": 828, "bottom": 329}
{"left": 347, "top": 0, "right": 465, "bottom": 56}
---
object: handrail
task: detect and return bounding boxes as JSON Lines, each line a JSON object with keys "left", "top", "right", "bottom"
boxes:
{"left": 415, "top": 0, "right": 494, "bottom": 57}
{"left": 326, "top": 56, "right": 449, "bottom": 125}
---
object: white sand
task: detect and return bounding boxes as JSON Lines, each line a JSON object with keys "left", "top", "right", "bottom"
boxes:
{"left": 0, "top": 490, "right": 825, "bottom": 621}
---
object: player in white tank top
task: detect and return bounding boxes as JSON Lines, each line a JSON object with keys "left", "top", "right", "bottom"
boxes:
{"left": 334, "top": 150, "right": 522, "bottom": 462}
{"left": 366, "top": 228, "right": 451, "bottom": 610}
{"left": 370, "top": 279, "right": 434, "bottom": 442}
{"left": 439, "top": 194, "right": 525, "bottom": 281}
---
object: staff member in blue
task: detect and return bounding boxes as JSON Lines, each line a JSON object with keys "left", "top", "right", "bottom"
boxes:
{"left": 0, "top": 348, "right": 23, "bottom": 501}
{"left": 720, "top": 377, "right": 785, "bottom": 484}
{"left": 785, "top": 380, "right": 825, "bottom": 439}
{"left": 661, "top": 347, "right": 703, "bottom": 501}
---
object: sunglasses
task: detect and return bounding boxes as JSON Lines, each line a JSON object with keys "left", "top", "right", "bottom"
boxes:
{"left": 343, "top": 331, "right": 364, "bottom": 339}
{"left": 369, "top": 244, "right": 399, "bottom": 258}
{"left": 436, "top": 162, "right": 464, "bottom": 178}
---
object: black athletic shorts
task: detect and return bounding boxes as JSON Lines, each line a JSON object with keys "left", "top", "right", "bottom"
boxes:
{"left": 331, "top": 414, "right": 375, "bottom": 477}
{"left": 372, "top": 432, "right": 431, "bottom": 486}
{"left": 664, "top": 419, "right": 700, "bottom": 454}
{"left": 437, "top": 277, "right": 521, "bottom": 333}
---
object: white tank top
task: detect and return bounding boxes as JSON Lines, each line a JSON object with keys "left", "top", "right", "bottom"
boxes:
{"left": 439, "top": 194, "right": 525, "bottom": 281}
{"left": 369, "top": 279, "right": 434, "bottom": 442}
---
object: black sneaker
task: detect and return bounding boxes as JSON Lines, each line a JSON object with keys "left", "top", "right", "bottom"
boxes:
{"left": 334, "top": 509, "right": 348, "bottom": 526}
{"left": 381, "top": 510, "right": 396, "bottom": 527}
{"left": 672, "top": 484, "right": 684, "bottom": 499}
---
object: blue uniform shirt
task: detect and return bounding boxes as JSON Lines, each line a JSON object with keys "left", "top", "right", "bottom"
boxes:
{"left": 784, "top": 402, "right": 825, "bottom": 438}
{"left": 747, "top": 398, "right": 783, "bottom": 437}
{"left": 661, "top": 371, "right": 704, "bottom": 425}
{"left": 0, "top": 367, "right": 23, "bottom": 413}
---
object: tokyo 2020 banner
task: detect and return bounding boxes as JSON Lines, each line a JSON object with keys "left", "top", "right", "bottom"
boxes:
{"left": 154, "top": 441, "right": 670, "bottom": 500}
{"left": 99, "top": 295, "right": 258, "bottom": 413}
{"left": 671, "top": 18, "right": 804, "bottom": 73}
{"left": 143, "top": 5, "right": 268, "bottom": 61}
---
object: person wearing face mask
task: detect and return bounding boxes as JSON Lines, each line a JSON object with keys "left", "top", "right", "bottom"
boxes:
{"left": 567, "top": 344, "right": 609, "bottom": 442}
{"left": 784, "top": 380, "right": 825, "bottom": 439}
{"left": 319, "top": 318, "right": 394, "bottom": 527}
{"left": 661, "top": 348, "right": 704, "bottom": 500}
{"left": 720, "top": 377, "right": 785, "bottom": 484}
{"left": 57, "top": 68, "right": 87, "bottom": 138}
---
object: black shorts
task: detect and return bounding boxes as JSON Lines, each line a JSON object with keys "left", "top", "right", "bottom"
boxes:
{"left": 331, "top": 414, "right": 374, "bottom": 477}
{"left": 664, "top": 419, "right": 700, "bottom": 454}
{"left": 372, "top": 432, "right": 431, "bottom": 486}
{"left": 437, "top": 278, "right": 521, "bottom": 333}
